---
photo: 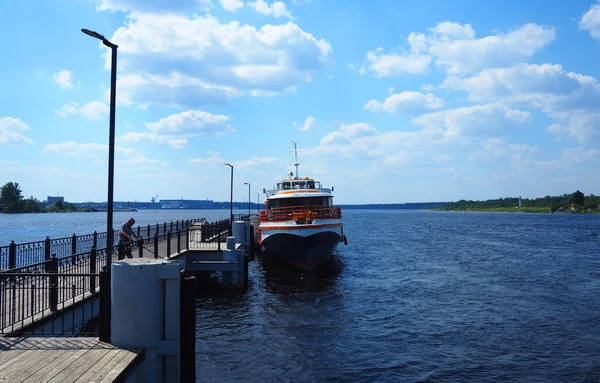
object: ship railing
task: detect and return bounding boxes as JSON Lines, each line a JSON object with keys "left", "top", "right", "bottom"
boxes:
{"left": 260, "top": 206, "right": 342, "bottom": 222}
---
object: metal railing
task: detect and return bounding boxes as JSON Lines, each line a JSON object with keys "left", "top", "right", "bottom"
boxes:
{"left": 0, "top": 218, "right": 203, "bottom": 270}
{"left": 260, "top": 206, "right": 342, "bottom": 222}
{"left": 0, "top": 217, "right": 233, "bottom": 335}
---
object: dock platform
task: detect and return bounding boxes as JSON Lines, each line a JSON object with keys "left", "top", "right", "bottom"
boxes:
{"left": 0, "top": 336, "right": 141, "bottom": 382}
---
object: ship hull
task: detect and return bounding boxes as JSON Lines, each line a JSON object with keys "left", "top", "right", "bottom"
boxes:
{"left": 259, "top": 228, "right": 342, "bottom": 271}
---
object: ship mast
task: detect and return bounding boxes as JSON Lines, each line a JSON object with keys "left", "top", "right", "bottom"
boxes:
{"left": 293, "top": 141, "right": 299, "bottom": 179}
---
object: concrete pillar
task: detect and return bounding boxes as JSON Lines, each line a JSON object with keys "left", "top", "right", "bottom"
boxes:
{"left": 111, "top": 258, "right": 181, "bottom": 383}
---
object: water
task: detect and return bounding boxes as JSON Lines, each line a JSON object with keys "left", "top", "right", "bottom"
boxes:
{"left": 0, "top": 209, "right": 231, "bottom": 245}
{"left": 1, "top": 209, "right": 600, "bottom": 381}
{"left": 195, "top": 210, "right": 600, "bottom": 382}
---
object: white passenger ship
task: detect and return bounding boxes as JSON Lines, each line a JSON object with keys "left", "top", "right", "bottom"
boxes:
{"left": 258, "top": 143, "right": 347, "bottom": 270}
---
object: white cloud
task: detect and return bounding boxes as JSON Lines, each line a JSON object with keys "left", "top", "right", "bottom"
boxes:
{"left": 55, "top": 101, "right": 109, "bottom": 120}
{"left": 43, "top": 142, "right": 142, "bottom": 158}
{"left": 443, "top": 63, "right": 600, "bottom": 144}
{"left": 145, "top": 110, "right": 233, "bottom": 135}
{"left": 0, "top": 117, "right": 34, "bottom": 144}
{"left": 219, "top": 0, "right": 243, "bottom": 12}
{"left": 413, "top": 104, "right": 533, "bottom": 138}
{"left": 96, "top": 0, "right": 212, "bottom": 13}
{"left": 248, "top": 0, "right": 292, "bottom": 18}
{"left": 106, "top": 13, "right": 330, "bottom": 108}
{"left": 190, "top": 154, "right": 226, "bottom": 167}
{"left": 234, "top": 156, "right": 283, "bottom": 170}
{"left": 52, "top": 70, "right": 74, "bottom": 89}
{"left": 365, "top": 92, "right": 444, "bottom": 114}
{"left": 118, "top": 110, "right": 233, "bottom": 148}
{"left": 580, "top": 1, "right": 600, "bottom": 40}
{"left": 300, "top": 116, "right": 315, "bottom": 131}
{"left": 118, "top": 132, "right": 188, "bottom": 148}
{"left": 363, "top": 22, "right": 554, "bottom": 77}
{"left": 363, "top": 48, "right": 432, "bottom": 77}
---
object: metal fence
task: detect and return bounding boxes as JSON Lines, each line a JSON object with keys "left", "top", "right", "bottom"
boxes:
{"left": 0, "top": 217, "right": 234, "bottom": 335}
{"left": 0, "top": 218, "right": 203, "bottom": 270}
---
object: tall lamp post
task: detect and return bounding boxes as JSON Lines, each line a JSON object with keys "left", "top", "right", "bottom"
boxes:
{"left": 81, "top": 28, "right": 118, "bottom": 343}
{"left": 224, "top": 163, "right": 233, "bottom": 224}
{"left": 82, "top": 28, "right": 118, "bottom": 263}
{"left": 244, "top": 182, "right": 251, "bottom": 217}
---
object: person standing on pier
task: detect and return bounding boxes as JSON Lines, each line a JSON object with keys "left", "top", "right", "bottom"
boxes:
{"left": 118, "top": 217, "right": 138, "bottom": 259}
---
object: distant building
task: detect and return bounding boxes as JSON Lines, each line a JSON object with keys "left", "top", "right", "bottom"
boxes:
{"left": 47, "top": 196, "right": 65, "bottom": 206}
{"left": 160, "top": 199, "right": 214, "bottom": 209}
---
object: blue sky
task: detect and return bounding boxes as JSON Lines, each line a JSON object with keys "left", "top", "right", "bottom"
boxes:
{"left": 1, "top": 0, "right": 600, "bottom": 204}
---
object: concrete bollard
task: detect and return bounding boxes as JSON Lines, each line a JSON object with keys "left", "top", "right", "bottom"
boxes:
{"left": 226, "top": 236, "right": 236, "bottom": 250}
{"left": 111, "top": 258, "right": 181, "bottom": 383}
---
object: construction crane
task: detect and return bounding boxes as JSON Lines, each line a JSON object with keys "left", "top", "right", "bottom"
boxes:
{"left": 151, "top": 195, "right": 159, "bottom": 203}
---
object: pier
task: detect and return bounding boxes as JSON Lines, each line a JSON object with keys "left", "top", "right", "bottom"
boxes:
{"left": 0, "top": 216, "right": 256, "bottom": 382}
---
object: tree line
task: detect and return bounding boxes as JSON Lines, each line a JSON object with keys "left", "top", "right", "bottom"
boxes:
{"left": 0, "top": 182, "right": 78, "bottom": 213}
{"left": 439, "top": 190, "right": 599, "bottom": 212}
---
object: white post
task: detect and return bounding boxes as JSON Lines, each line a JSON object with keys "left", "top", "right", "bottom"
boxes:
{"left": 111, "top": 258, "right": 181, "bottom": 383}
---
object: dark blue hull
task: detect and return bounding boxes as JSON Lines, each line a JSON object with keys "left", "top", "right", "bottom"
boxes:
{"left": 260, "top": 231, "right": 342, "bottom": 270}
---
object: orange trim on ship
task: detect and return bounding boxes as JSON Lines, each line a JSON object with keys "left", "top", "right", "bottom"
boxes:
{"left": 278, "top": 190, "right": 321, "bottom": 195}
{"left": 258, "top": 223, "right": 342, "bottom": 230}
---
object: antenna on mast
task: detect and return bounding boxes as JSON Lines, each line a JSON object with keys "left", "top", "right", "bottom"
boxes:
{"left": 292, "top": 141, "right": 299, "bottom": 179}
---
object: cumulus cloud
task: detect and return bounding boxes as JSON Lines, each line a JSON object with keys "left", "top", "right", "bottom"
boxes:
{"left": 0, "top": 117, "right": 34, "bottom": 144}
{"left": 299, "top": 116, "right": 315, "bottom": 131}
{"left": 55, "top": 101, "right": 109, "bottom": 120}
{"left": 413, "top": 104, "right": 533, "bottom": 138}
{"left": 118, "top": 110, "right": 234, "bottom": 148}
{"left": 219, "top": 0, "right": 244, "bottom": 12}
{"left": 96, "top": 0, "right": 212, "bottom": 13}
{"left": 52, "top": 70, "right": 74, "bottom": 89}
{"left": 104, "top": 13, "right": 330, "bottom": 108}
{"left": 443, "top": 63, "right": 600, "bottom": 144}
{"left": 43, "top": 142, "right": 141, "bottom": 157}
{"left": 248, "top": 0, "right": 292, "bottom": 18}
{"left": 580, "top": 1, "right": 600, "bottom": 40}
{"left": 365, "top": 91, "right": 444, "bottom": 114}
{"left": 362, "top": 22, "right": 554, "bottom": 77}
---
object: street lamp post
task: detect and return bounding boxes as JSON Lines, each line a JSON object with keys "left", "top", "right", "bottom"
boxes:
{"left": 81, "top": 28, "right": 118, "bottom": 267}
{"left": 225, "top": 163, "right": 233, "bottom": 225}
{"left": 244, "top": 182, "right": 251, "bottom": 217}
{"left": 82, "top": 28, "right": 117, "bottom": 343}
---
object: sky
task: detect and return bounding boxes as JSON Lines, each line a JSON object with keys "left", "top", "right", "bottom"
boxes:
{"left": 1, "top": 0, "right": 600, "bottom": 204}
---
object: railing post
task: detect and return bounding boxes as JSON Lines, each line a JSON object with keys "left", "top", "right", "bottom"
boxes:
{"left": 156, "top": 223, "right": 160, "bottom": 236}
{"left": 147, "top": 224, "right": 151, "bottom": 238}
{"left": 163, "top": 222, "right": 167, "bottom": 234}
{"left": 8, "top": 241, "right": 16, "bottom": 270}
{"left": 44, "top": 236, "right": 51, "bottom": 273}
{"left": 180, "top": 276, "right": 197, "bottom": 383}
{"left": 185, "top": 227, "right": 189, "bottom": 251}
{"left": 154, "top": 232, "right": 159, "bottom": 259}
{"left": 99, "top": 268, "right": 110, "bottom": 342}
{"left": 138, "top": 238, "right": 144, "bottom": 258}
{"left": 90, "top": 247, "right": 97, "bottom": 294}
{"left": 49, "top": 255, "right": 58, "bottom": 312}
{"left": 166, "top": 231, "right": 171, "bottom": 258}
{"left": 137, "top": 226, "right": 141, "bottom": 238}
{"left": 177, "top": 230, "right": 181, "bottom": 254}
{"left": 170, "top": 221, "right": 173, "bottom": 232}
{"left": 176, "top": 220, "right": 180, "bottom": 231}
{"left": 71, "top": 233, "right": 77, "bottom": 265}
{"left": 93, "top": 231, "right": 98, "bottom": 249}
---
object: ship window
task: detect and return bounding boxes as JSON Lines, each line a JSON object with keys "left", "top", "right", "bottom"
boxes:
{"left": 307, "top": 181, "right": 315, "bottom": 188}
{"left": 283, "top": 182, "right": 291, "bottom": 190}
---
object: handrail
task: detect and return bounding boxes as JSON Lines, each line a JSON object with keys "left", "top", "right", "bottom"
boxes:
{"left": 260, "top": 205, "right": 342, "bottom": 222}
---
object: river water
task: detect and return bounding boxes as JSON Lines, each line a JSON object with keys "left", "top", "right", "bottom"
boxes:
{"left": 1, "top": 209, "right": 600, "bottom": 382}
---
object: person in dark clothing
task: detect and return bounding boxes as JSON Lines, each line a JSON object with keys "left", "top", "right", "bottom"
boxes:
{"left": 118, "top": 218, "right": 138, "bottom": 259}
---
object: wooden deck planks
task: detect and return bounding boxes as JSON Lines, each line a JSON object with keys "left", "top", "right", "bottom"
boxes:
{"left": 0, "top": 337, "right": 141, "bottom": 383}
